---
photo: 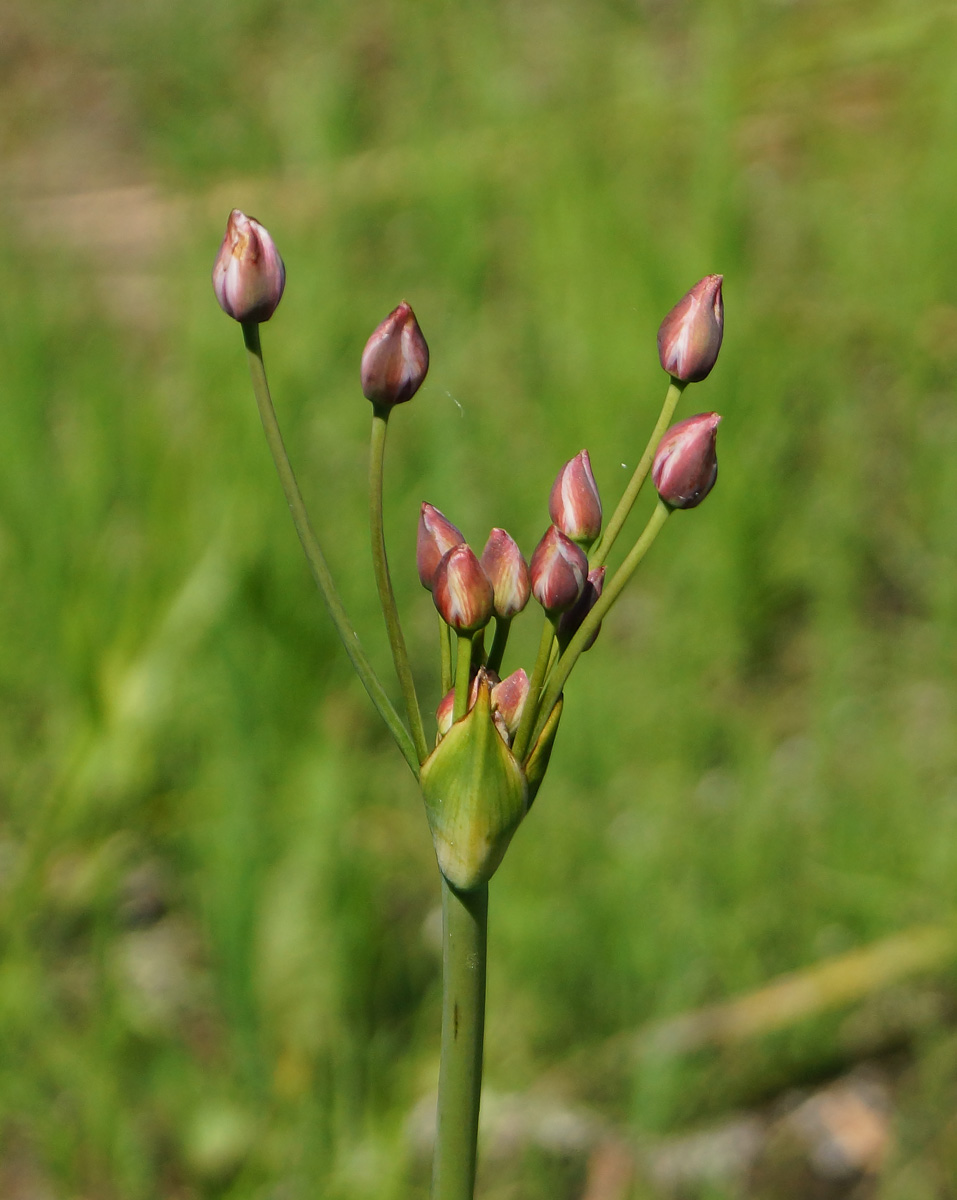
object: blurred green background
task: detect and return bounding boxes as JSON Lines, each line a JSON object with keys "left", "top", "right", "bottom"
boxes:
{"left": 4, "top": 0, "right": 957, "bottom": 1195}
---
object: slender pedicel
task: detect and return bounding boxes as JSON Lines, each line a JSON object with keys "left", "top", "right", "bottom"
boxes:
{"left": 242, "top": 322, "right": 419, "bottom": 775}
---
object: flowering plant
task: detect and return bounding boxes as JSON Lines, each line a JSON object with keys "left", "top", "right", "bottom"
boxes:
{"left": 213, "top": 210, "right": 724, "bottom": 1199}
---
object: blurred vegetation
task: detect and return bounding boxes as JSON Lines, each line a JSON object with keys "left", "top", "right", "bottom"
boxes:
{"left": 3, "top": 0, "right": 957, "bottom": 1196}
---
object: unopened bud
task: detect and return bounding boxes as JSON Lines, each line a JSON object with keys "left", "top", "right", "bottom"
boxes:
{"left": 212, "top": 210, "right": 286, "bottom": 324}
{"left": 433, "top": 545, "right": 494, "bottom": 633}
{"left": 529, "top": 526, "right": 588, "bottom": 617}
{"left": 417, "top": 503, "right": 466, "bottom": 591}
{"left": 657, "top": 275, "right": 724, "bottom": 383}
{"left": 480, "top": 529, "right": 530, "bottom": 619}
{"left": 491, "top": 669, "right": 529, "bottom": 740}
{"left": 436, "top": 673, "right": 485, "bottom": 740}
{"left": 361, "top": 301, "right": 429, "bottom": 408}
{"left": 652, "top": 412, "right": 721, "bottom": 509}
{"left": 557, "top": 566, "right": 606, "bottom": 652}
{"left": 549, "top": 450, "right": 602, "bottom": 547}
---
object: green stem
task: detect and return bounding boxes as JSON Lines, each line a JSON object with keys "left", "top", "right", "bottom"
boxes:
{"left": 485, "top": 616, "right": 511, "bottom": 676}
{"left": 439, "top": 614, "right": 453, "bottom": 696}
{"left": 511, "top": 619, "right": 556, "bottom": 763}
{"left": 241, "top": 322, "right": 419, "bottom": 777}
{"left": 529, "top": 500, "right": 672, "bottom": 752}
{"left": 590, "top": 379, "right": 685, "bottom": 568}
{"left": 431, "top": 876, "right": 488, "bottom": 1200}
{"left": 453, "top": 633, "right": 474, "bottom": 721}
{"left": 369, "top": 407, "right": 428, "bottom": 764}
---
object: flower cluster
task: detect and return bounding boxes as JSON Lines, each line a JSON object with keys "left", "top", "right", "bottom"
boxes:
{"left": 214, "top": 211, "right": 725, "bottom": 891}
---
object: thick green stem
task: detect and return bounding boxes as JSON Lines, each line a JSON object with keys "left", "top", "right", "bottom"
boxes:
{"left": 241, "top": 322, "right": 419, "bottom": 777}
{"left": 530, "top": 500, "right": 672, "bottom": 750}
{"left": 590, "top": 379, "right": 685, "bottom": 568}
{"left": 369, "top": 407, "right": 428, "bottom": 764}
{"left": 431, "top": 877, "right": 488, "bottom": 1200}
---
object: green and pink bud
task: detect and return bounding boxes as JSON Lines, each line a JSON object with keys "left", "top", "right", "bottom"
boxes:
{"left": 529, "top": 526, "right": 588, "bottom": 617}
{"left": 417, "top": 503, "right": 466, "bottom": 591}
{"left": 435, "top": 668, "right": 525, "bottom": 746}
{"left": 361, "top": 301, "right": 430, "bottom": 408}
{"left": 480, "top": 528, "right": 530, "bottom": 619}
{"left": 549, "top": 450, "right": 602, "bottom": 548}
{"left": 212, "top": 209, "right": 286, "bottom": 324}
{"left": 436, "top": 672, "right": 485, "bottom": 740}
{"left": 657, "top": 275, "right": 724, "bottom": 383}
{"left": 433, "top": 544, "right": 494, "bottom": 633}
{"left": 490, "top": 669, "right": 529, "bottom": 740}
{"left": 652, "top": 412, "right": 721, "bottom": 509}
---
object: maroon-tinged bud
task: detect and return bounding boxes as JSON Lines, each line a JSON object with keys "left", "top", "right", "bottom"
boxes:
{"left": 417, "top": 503, "right": 466, "bottom": 591}
{"left": 360, "top": 301, "right": 429, "bottom": 408}
{"left": 657, "top": 275, "right": 724, "bottom": 383}
{"left": 491, "top": 669, "right": 529, "bottom": 739}
{"left": 549, "top": 450, "right": 602, "bottom": 547}
{"left": 480, "top": 529, "right": 530, "bottom": 619}
{"left": 652, "top": 412, "right": 721, "bottom": 509}
{"left": 529, "top": 526, "right": 588, "bottom": 617}
{"left": 433, "top": 545, "right": 494, "bottom": 633}
{"left": 436, "top": 673, "right": 486, "bottom": 739}
{"left": 212, "top": 209, "right": 286, "bottom": 323}
{"left": 557, "top": 566, "right": 606, "bottom": 652}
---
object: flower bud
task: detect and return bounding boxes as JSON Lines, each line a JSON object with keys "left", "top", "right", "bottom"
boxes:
{"left": 436, "top": 673, "right": 484, "bottom": 740}
{"left": 491, "top": 669, "right": 529, "bottom": 740}
{"left": 657, "top": 275, "right": 724, "bottom": 383}
{"left": 360, "top": 301, "right": 429, "bottom": 408}
{"left": 548, "top": 450, "right": 602, "bottom": 547}
{"left": 433, "top": 545, "right": 494, "bottom": 633}
{"left": 556, "top": 566, "right": 606, "bottom": 652}
{"left": 529, "top": 526, "right": 588, "bottom": 617}
{"left": 480, "top": 529, "right": 530, "bottom": 619}
{"left": 212, "top": 209, "right": 286, "bottom": 323}
{"left": 417, "top": 503, "right": 466, "bottom": 591}
{"left": 652, "top": 412, "right": 721, "bottom": 509}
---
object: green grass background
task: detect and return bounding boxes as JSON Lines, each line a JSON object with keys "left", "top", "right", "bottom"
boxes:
{"left": 3, "top": 0, "right": 957, "bottom": 1195}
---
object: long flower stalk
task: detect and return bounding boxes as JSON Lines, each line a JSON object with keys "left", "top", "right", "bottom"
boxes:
{"left": 529, "top": 499, "right": 672, "bottom": 752}
{"left": 242, "top": 322, "right": 420, "bottom": 776}
{"left": 369, "top": 406, "right": 429, "bottom": 763}
{"left": 589, "top": 379, "right": 685, "bottom": 567}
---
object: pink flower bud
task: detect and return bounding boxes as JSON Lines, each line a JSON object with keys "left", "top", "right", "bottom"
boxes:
{"left": 548, "top": 450, "right": 602, "bottom": 547}
{"left": 652, "top": 412, "right": 721, "bottom": 509}
{"left": 360, "top": 301, "right": 429, "bottom": 408}
{"left": 436, "top": 669, "right": 514, "bottom": 744}
{"left": 557, "top": 566, "right": 606, "bottom": 652}
{"left": 436, "top": 673, "right": 485, "bottom": 739}
{"left": 480, "top": 529, "right": 530, "bottom": 619}
{"left": 417, "top": 503, "right": 466, "bottom": 591}
{"left": 433, "top": 545, "right": 494, "bottom": 633}
{"left": 212, "top": 209, "right": 286, "bottom": 323}
{"left": 657, "top": 275, "right": 724, "bottom": 383}
{"left": 491, "top": 669, "right": 529, "bottom": 739}
{"left": 529, "top": 526, "right": 588, "bottom": 617}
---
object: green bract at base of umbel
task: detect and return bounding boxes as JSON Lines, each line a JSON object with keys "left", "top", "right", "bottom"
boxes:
{"left": 421, "top": 676, "right": 528, "bottom": 891}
